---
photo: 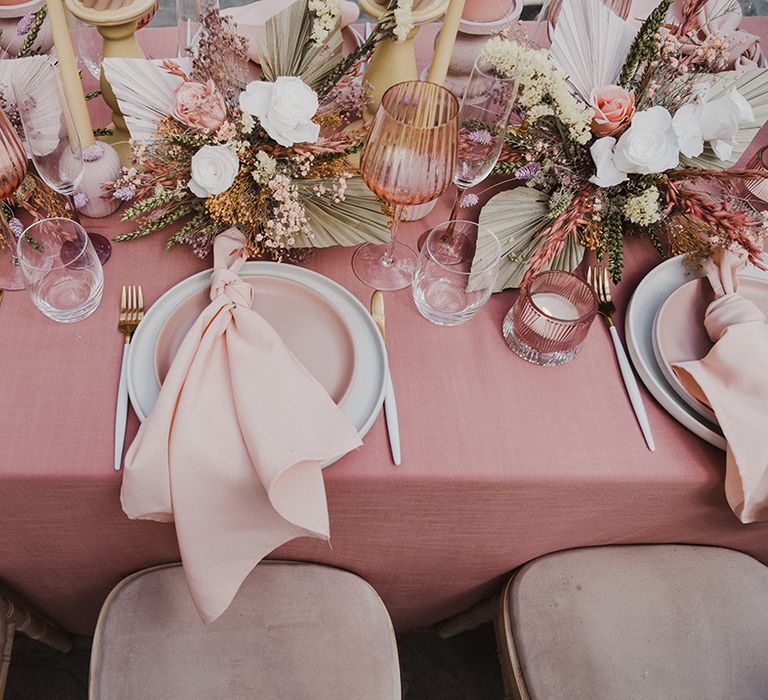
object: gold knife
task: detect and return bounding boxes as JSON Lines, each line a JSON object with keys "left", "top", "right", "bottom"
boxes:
{"left": 371, "top": 291, "right": 401, "bottom": 466}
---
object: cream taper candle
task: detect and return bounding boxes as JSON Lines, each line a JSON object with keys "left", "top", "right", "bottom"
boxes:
{"left": 45, "top": 0, "right": 95, "bottom": 149}
{"left": 426, "top": 0, "right": 465, "bottom": 86}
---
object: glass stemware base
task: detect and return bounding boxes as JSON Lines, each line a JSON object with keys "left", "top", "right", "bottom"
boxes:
{"left": 352, "top": 241, "right": 417, "bottom": 291}
{"left": 87, "top": 232, "right": 112, "bottom": 265}
{"left": 0, "top": 252, "right": 25, "bottom": 291}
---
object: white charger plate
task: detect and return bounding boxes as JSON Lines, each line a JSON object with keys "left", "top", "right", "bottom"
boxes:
{"left": 625, "top": 254, "right": 768, "bottom": 450}
{"left": 127, "top": 262, "right": 387, "bottom": 449}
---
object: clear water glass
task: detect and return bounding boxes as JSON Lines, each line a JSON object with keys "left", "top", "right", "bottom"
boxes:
{"left": 18, "top": 218, "right": 104, "bottom": 323}
{"left": 412, "top": 220, "right": 500, "bottom": 326}
{"left": 503, "top": 270, "right": 597, "bottom": 366}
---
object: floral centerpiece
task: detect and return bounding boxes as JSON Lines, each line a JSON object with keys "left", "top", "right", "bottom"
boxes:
{"left": 102, "top": 0, "right": 414, "bottom": 258}
{"left": 473, "top": 0, "right": 768, "bottom": 290}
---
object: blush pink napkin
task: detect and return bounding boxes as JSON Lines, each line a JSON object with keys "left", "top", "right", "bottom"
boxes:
{"left": 121, "top": 228, "right": 362, "bottom": 622}
{"left": 673, "top": 249, "right": 768, "bottom": 524}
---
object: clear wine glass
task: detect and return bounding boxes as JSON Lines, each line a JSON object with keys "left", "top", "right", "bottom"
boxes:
{"left": 356, "top": 80, "right": 459, "bottom": 291}
{"left": 454, "top": 55, "right": 519, "bottom": 207}
{"left": 0, "top": 109, "right": 28, "bottom": 291}
{"left": 418, "top": 57, "right": 518, "bottom": 255}
{"left": 11, "top": 58, "right": 112, "bottom": 264}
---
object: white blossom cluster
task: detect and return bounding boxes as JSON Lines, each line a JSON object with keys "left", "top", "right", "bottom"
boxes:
{"left": 393, "top": 0, "right": 414, "bottom": 42}
{"left": 480, "top": 36, "right": 593, "bottom": 145}
{"left": 308, "top": 0, "right": 341, "bottom": 44}
{"left": 623, "top": 187, "right": 662, "bottom": 226}
{"left": 251, "top": 151, "right": 278, "bottom": 184}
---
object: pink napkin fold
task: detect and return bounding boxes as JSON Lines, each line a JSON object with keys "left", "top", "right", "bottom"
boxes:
{"left": 673, "top": 249, "right": 768, "bottom": 524}
{"left": 122, "top": 228, "right": 362, "bottom": 622}
{"left": 669, "top": 0, "right": 766, "bottom": 70}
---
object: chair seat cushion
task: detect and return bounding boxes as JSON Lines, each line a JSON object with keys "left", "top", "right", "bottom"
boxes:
{"left": 502, "top": 545, "right": 768, "bottom": 700}
{"left": 90, "top": 561, "right": 399, "bottom": 700}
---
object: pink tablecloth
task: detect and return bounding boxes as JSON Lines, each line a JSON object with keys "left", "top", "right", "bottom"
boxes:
{"left": 2, "top": 24, "right": 768, "bottom": 635}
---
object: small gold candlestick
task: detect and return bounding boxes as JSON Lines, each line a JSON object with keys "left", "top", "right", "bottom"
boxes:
{"left": 64, "top": 0, "right": 156, "bottom": 165}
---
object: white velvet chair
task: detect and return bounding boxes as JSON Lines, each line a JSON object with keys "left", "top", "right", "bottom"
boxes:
{"left": 497, "top": 545, "right": 768, "bottom": 700}
{"left": 0, "top": 583, "right": 73, "bottom": 696}
{"left": 89, "top": 561, "right": 401, "bottom": 699}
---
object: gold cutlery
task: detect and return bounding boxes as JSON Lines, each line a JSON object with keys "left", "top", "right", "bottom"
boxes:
{"left": 115, "top": 285, "right": 144, "bottom": 470}
{"left": 371, "top": 290, "right": 401, "bottom": 465}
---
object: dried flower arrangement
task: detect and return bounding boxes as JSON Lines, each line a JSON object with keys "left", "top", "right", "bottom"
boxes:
{"left": 102, "top": 0, "right": 414, "bottom": 258}
{"left": 473, "top": 0, "right": 768, "bottom": 291}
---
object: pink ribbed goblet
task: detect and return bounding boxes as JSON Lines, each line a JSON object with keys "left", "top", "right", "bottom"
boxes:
{"left": 355, "top": 80, "right": 458, "bottom": 291}
{"left": 0, "top": 109, "right": 28, "bottom": 291}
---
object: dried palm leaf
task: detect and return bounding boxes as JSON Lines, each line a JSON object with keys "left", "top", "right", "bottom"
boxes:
{"left": 473, "top": 187, "right": 584, "bottom": 292}
{"left": 102, "top": 58, "right": 192, "bottom": 141}
{"left": 294, "top": 176, "right": 389, "bottom": 247}
{"left": 680, "top": 68, "right": 768, "bottom": 170}
{"left": 549, "top": 0, "right": 636, "bottom": 102}
{"left": 251, "top": 0, "right": 344, "bottom": 90}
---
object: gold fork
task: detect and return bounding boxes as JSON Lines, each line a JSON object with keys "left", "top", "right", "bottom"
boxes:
{"left": 587, "top": 265, "right": 655, "bottom": 452}
{"left": 115, "top": 285, "right": 144, "bottom": 470}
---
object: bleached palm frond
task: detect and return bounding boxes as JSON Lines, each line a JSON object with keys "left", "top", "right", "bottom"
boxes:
{"left": 102, "top": 58, "right": 192, "bottom": 141}
{"left": 473, "top": 187, "right": 584, "bottom": 292}
{"left": 549, "top": 0, "right": 636, "bottom": 102}
{"left": 294, "top": 176, "right": 389, "bottom": 248}
{"left": 251, "top": 0, "right": 344, "bottom": 90}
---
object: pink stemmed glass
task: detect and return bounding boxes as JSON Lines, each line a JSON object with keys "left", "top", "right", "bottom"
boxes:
{"left": 355, "top": 80, "right": 458, "bottom": 291}
{"left": 0, "top": 109, "right": 28, "bottom": 291}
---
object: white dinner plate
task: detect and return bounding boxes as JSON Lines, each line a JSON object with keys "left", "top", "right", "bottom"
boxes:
{"left": 127, "top": 262, "right": 387, "bottom": 450}
{"left": 625, "top": 254, "right": 768, "bottom": 450}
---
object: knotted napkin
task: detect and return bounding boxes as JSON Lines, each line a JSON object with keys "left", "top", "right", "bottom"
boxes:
{"left": 122, "top": 228, "right": 362, "bottom": 622}
{"left": 673, "top": 249, "right": 768, "bottom": 523}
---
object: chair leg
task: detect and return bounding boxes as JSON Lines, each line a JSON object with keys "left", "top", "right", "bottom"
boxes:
{"left": 0, "top": 588, "right": 73, "bottom": 654}
{"left": 0, "top": 619, "right": 15, "bottom": 699}
{"left": 434, "top": 594, "right": 499, "bottom": 639}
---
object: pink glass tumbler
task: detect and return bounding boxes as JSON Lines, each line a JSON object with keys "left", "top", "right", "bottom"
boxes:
{"left": 503, "top": 270, "right": 597, "bottom": 367}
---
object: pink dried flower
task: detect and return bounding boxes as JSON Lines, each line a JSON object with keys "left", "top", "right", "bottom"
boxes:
{"left": 172, "top": 79, "right": 227, "bottom": 132}
{"left": 16, "top": 13, "right": 34, "bottom": 36}
{"left": 83, "top": 143, "right": 105, "bottom": 162}
{"left": 467, "top": 129, "right": 493, "bottom": 145}
{"left": 460, "top": 192, "right": 479, "bottom": 208}
{"left": 9, "top": 218, "right": 23, "bottom": 238}
{"left": 113, "top": 186, "right": 135, "bottom": 201}
{"left": 515, "top": 162, "right": 541, "bottom": 180}
{"left": 73, "top": 192, "right": 89, "bottom": 209}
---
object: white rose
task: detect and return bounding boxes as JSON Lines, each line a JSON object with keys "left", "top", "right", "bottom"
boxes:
{"left": 613, "top": 106, "right": 680, "bottom": 175}
{"left": 188, "top": 145, "right": 240, "bottom": 198}
{"left": 239, "top": 76, "right": 320, "bottom": 147}
{"left": 673, "top": 86, "right": 754, "bottom": 160}
{"left": 589, "top": 136, "right": 628, "bottom": 188}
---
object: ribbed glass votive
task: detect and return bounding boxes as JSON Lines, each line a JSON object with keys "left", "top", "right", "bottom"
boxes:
{"left": 503, "top": 270, "right": 597, "bottom": 367}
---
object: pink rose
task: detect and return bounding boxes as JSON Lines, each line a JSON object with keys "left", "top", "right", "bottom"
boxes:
{"left": 172, "top": 79, "right": 227, "bottom": 131}
{"left": 590, "top": 86, "right": 636, "bottom": 138}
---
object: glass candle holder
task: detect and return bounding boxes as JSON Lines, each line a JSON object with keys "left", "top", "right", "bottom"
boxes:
{"left": 503, "top": 270, "right": 597, "bottom": 366}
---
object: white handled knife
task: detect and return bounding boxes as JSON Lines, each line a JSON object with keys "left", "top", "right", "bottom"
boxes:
{"left": 371, "top": 291, "right": 401, "bottom": 466}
